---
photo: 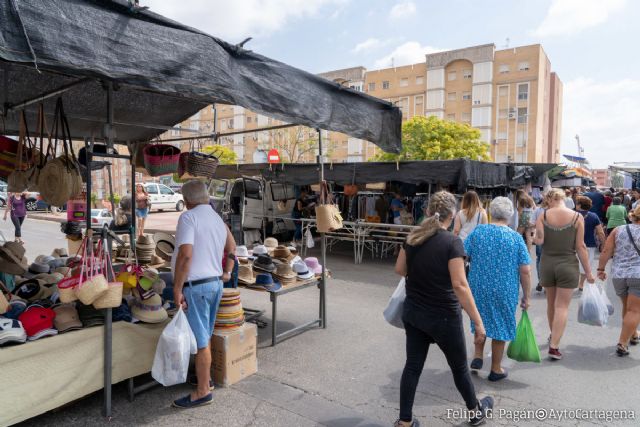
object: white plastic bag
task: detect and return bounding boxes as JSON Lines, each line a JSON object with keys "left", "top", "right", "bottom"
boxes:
{"left": 578, "top": 282, "right": 608, "bottom": 327}
{"left": 305, "top": 228, "right": 315, "bottom": 249}
{"left": 599, "top": 282, "right": 615, "bottom": 316}
{"left": 383, "top": 278, "right": 406, "bottom": 329}
{"left": 151, "top": 308, "right": 197, "bottom": 386}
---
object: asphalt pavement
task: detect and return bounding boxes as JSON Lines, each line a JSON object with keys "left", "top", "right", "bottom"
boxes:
{"left": 3, "top": 218, "right": 639, "bottom": 426}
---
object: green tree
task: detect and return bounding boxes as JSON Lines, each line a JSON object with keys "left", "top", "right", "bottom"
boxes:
{"left": 373, "top": 116, "right": 490, "bottom": 162}
{"left": 173, "top": 145, "right": 237, "bottom": 183}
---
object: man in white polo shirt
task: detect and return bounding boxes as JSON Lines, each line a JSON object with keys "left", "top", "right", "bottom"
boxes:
{"left": 171, "top": 180, "right": 236, "bottom": 409}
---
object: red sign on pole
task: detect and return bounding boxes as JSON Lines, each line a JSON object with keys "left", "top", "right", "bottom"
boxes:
{"left": 267, "top": 149, "right": 280, "bottom": 164}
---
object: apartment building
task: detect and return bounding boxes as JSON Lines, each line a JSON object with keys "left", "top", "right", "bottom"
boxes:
{"left": 591, "top": 169, "right": 611, "bottom": 188}
{"left": 162, "top": 43, "right": 562, "bottom": 164}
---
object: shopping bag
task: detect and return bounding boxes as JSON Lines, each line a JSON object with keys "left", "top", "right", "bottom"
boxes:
{"left": 577, "top": 282, "right": 609, "bottom": 326}
{"left": 507, "top": 311, "right": 541, "bottom": 363}
{"left": 151, "top": 308, "right": 197, "bottom": 386}
{"left": 383, "top": 278, "right": 406, "bottom": 329}
{"left": 599, "top": 282, "right": 615, "bottom": 316}
{"left": 305, "top": 229, "right": 315, "bottom": 249}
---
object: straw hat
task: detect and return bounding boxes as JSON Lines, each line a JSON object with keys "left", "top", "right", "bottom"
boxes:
{"left": 235, "top": 245, "right": 251, "bottom": 258}
{"left": 272, "top": 245, "right": 295, "bottom": 262}
{"left": 51, "top": 248, "right": 69, "bottom": 258}
{"left": 54, "top": 266, "right": 72, "bottom": 278}
{"left": 153, "top": 232, "right": 175, "bottom": 261}
{"left": 292, "top": 261, "right": 315, "bottom": 280}
{"left": 35, "top": 255, "right": 55, "bottom": 265}
{"left": 237, "top": 264, "right": 256, "bottom": 285}
{"left": 0, "top": 242, "right": 28, "bottom": 275}
{"left": 264, "top": 237, "right": 278, "bottom": 249}
{"left": 273, "top": 263, "right": 296, "bottom": 287}
{"left": 252, "top": 244, "right": 268, "bottom": 256}
{"left": 130, "top": 291, "right": 168, "bottom": 323}
{"left": 136, "top": 234, "right": 155, "bottom": 263}
{"left": 33, "top": 272, "right": 64, "bottom": 286}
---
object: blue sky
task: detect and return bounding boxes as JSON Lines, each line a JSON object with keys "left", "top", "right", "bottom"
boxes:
{"left": 146, "top": 0, "right": 639, "bottom": 168}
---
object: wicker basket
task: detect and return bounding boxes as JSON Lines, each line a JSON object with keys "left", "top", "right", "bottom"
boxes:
{"left": 186, "top": 151, "right": 219, "bottom": 179}
{"left": 143, "top": 144, "right": 180, "bottom": 176}
{"left": 58, "top": 276, "right": 80, "bottom": 303}
{"left": 76, "top": 274, "right": 108, "bottom": 305}
{"left": 93, "top": 281, "right": 124, "bottom": 309}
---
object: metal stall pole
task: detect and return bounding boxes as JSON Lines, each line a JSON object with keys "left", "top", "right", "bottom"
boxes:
{"left": 317, "top": 129, "right": 327, "bottom": 329}
{"left": 103, "top": 81, "right": 114, "bottom": 418}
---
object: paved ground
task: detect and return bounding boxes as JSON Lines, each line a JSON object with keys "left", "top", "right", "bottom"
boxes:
{"left": 3, "top": 218, "right": 639, "bottom": 426}
{"left": 26, "top": 209, "right": 181, "bottom": 233}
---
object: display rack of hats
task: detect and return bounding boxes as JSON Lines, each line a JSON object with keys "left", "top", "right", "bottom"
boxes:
{"left": 113, "top": 232, "right": 173, "bottom": 271}
{"left": 235, "top": 237, "right": 323, "bottom": 293}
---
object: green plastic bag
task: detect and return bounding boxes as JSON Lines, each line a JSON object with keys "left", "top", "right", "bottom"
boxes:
{"left": 507, "top": 310, "right": 541, "bottom": 363}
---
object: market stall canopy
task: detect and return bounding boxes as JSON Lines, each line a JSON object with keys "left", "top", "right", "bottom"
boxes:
{"left": 0, "top": 0, "right": 401, "bottom": 152}
{"left": 214, "top": 160, "right": 557, "bottom": 191}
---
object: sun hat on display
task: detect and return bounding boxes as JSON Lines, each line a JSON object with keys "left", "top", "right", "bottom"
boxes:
{"left": 272, "top": 245, "right": 295, "bottom": 262}
{"left": 53, "top": 304, "right": 83, "bottom": 333}
{"left": 237, "top": 264, "right": 256, "bottom": 285}
{"left": 252, "top": 244, "right": 268, "bottom": 256}
{"left": 18, "top": 306, "right": 57, "bottom": 340}
{"left": 28, "top": 262, "right": 50, "bottom": 275}
{"left": 130, "top": 291, "right": 168, "bottom": 323}
{"left": 264, "top": 237, "right": 278, "bottom": 249}
{"left": 0, "top": 242, "right": 28, "bottom": 275}
{"left": 253, "top": 254, "right": 276, "bottom": 273}
{"left": 292, "top": 261, "right": 315, "bottom": 280}
{"left": 304, "top": 257, "right": 323, "bottom": 275}
{"left": 273, "top": 263, "right": 296, "bottom": 287}
{"left": 0, "top": 318, "right": 27, "bottom": 346}
{"left": 77, "top": 302, "right": 106, "bottom": 328}
{"left": 153, "top": 232, "right": 175, "bottom": 261}
{"left": 35, "top": 255, "right": 55, "bottom": 265}
{"left": 54, "top": 266, "right": 72, "bottom": 277}
{"left": 215, "top": 288, "right": 245, "bottom": 331}
{"left": 33, "top": 272, "right": 64, "bottom": 286}
{"left": 51, "top": 248, "right": 69, "bottom": 258}
{"left": 253, "top": 273, "right": 282, "bottom": 292}
{"left": 288, "top": 246, "right": 298, "bottom": 255}
{"left": 47, "top": 257, "right": 68, "bottom": 270}
{"left": 15, "top": 279, "right": 49, "bottom": 301}
{"left": 235, "top": 245, "right": 251, "bottom": 258}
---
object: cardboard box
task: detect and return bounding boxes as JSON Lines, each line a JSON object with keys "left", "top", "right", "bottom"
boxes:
{"left": 211, "top": 322, "right": 257, "bottom": 387}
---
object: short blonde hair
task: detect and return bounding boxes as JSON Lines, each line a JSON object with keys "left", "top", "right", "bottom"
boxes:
{"left": 545, "top": 188, "right": 566, "bottom": 203}
{"left": 630, "top": 205, "right": 640, "bottom": 223}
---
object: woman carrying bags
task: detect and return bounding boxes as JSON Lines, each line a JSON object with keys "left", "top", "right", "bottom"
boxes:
{"left": 135, "top": 184, "right": 151, "bottom": 237}
{"left": 393, "top": 191, "right": 493, "bottom": 427}
{"left": 597, "top": 205, "right": 640, "bottom": 357}
{"left": 3, "top": 193, "right": 28, "bottom": 243}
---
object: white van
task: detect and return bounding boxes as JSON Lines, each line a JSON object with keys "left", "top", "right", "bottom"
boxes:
{"left": 208, "top": 178, "right": 296, "bottom": 241}
{"left": 143, "top": 183, "right": 185, "bottom": 212}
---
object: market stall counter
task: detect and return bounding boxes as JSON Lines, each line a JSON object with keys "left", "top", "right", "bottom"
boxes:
{"left": 0, "top": 320, "right": 167, "bottom": 426}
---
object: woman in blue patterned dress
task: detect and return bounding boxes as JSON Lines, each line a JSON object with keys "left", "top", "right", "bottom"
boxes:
{"left": 464, "top": 197, "right": 532, "bottom": 381}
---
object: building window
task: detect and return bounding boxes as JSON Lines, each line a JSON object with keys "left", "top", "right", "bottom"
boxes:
{"left": 368, "top": 82, "right": 375, "bottom": 91}
{"left": 498, "top": 108, "right": 508, "bottom": 119}
{"left": 498, "top": 86, "right": 508, "bottom": 97}
{"left": 189, "top": 121, "right": 199, "bottom": 131}
{"left": 517, "top": 129, "right": 527, "bottom": 146}
{"left": 228, "top": 118, "right": 234, "bottom": 129}
{"left": 399, "top": 78, "right": 408, "bottom": 87}
{"left": 517, "top": 107, "right": 527, "bottom": 124}
{"left": 463, "top": 69, "right": 472, "bottom": 79}
{"left": 220, "top": 119, "right": 227, "bottom": 130}
{"left": 414, "top": 95, "right": 424, "bottom": 116}
{"left": 447, "top": 92, "right": 457, "bottom": 101}
{"left": 461, "top": 112, "right": 471, "bottom": 122}
{"left": 497, "top": 131, "right": 507, "bottom": 140}
{"left": 462, "top": 91, "right": 471, "bottom": 101}
{"left": 416, "top": 76, "right": 424, "bottom": 85}
{"left": 448, "top": 71, "right": 457, "bottom": 81}
{"left": 398, "top": 97, "right": 409, "bottom": 118}
{"left": 447, "top": 113, "right": 455, "bottom": 121}
{"left": 499, "top": 64, "right": 509, "bottom": 74}
{"left": 382, "top": 81, "right": 390, "bottom": 89}
{"left": 170, "top": 124, "right": 181, "bottom": 136}
{"left": 247, "top": 116, "right": 252, "bottom": 123}
{"left": 518, "top": 61, "right": 530, "bottom": 71}
{"left": 518, "top": 83, "right": 529, "bottom": 100}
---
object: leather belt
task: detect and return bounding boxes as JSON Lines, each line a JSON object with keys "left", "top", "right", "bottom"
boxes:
{"left": 186, "top": 276, "right": 221, "bottom": 286}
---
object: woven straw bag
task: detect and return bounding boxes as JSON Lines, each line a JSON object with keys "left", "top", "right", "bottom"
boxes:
{"left": 7, "top": 111, "right": 33, "bottom": 193}
{"left": 186, "top": 151, "right": 219, "bottom": 179}
{"left": 315, "top": 181, "right": 343, "bottom": 232}
{"left": 58, "top": 276, "right": 80, "bottom": 303}
{"left": 75, "top": 239, "right": 108, "bottom": 305}
{"left": 0, "top": 291, "right": 9, "bottom": 315}
{"left": 143, "top": 144, "right": 180, "bottom": 176}
{"left": 93, "top": 244, "right": 123, "bottom": 309}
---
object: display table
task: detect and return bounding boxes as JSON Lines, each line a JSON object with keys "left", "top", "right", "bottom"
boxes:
{"left": 241, "top": 279, "right": 325, "bottom": 346}
{"left": 0, "top": 321, "right": 166, "bottom": 426}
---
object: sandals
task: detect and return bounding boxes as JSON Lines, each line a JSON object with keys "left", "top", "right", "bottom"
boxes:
{"left": 630, "top": 335, "right": 640, "bottom": 346}
{"left": 616, "top": 343, "right": 630, "bottom": 357}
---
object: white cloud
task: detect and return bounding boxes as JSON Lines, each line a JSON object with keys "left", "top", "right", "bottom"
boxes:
{"left": 352, "top": 38, "right": 383, "bottom": 53}
{"left": 374, "top": 41, "right": 444, "bottom": 68}
{"left": 532, "top": 0, "right": 627, "bottom": 38}
{"left": 561, "top": 77, "right": 640, "bottom": 168}
{"left": 389, "top": 1, "right": 416, "bottom": 20}
{"left": 144, "top": 0, "right": 346, "bottom": 41}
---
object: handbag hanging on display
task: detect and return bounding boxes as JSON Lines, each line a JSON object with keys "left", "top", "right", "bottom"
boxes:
{"left": 76, "top": 240, "right": 109, "bottom": 305}
{"left": 7, "top": 111, "right": 34, "bottom": 193}
{"left": 26, "top": 104, "right": 48, "bottom": 192}
{"left": 93, "top": 242, "right": 123, "bottom": 309}
{"left": 38, "top": 98, "right": 83, "bottom": 207}
{"left": 143, "top": 143, "right": 180, "bottom": 176}
{"left": 315, "top": 181, "right": 343, "bottom": 232}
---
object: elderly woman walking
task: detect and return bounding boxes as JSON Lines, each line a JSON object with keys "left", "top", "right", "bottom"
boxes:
{"left": 464, "top": 197, "right": 532, "bottom": 381}
{"left": 535, "top": 189, "right": 595, "bottom": 360}
{"left": 597, "top": 205, "right": 640, "bottom": 357}
{"left": 394, "top": 191, "right": 493, "bottom": 427}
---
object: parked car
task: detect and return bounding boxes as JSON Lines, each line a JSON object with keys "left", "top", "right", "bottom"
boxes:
{"left": 91, "top": 209, "right": 113, "bottom": 227}
{"left": 143, "top": 183, "right": 184, "bottom": 212}
{"left": 22, "top": 192, "right": 66, "bottom": 212}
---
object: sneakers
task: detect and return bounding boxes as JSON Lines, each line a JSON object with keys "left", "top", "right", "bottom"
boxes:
{"left": 548, "top": 347, "right": 563, "bottom": 360}
{"left": 0, "top": 318, "right": 27, "bottom": 346}
{"left": 469, "top": 396, "right": 494, "bottom": 426}
{"left": 172, "top": 393, "right": 213, "bottom": 409}
{"left": 393, "top": 419, "right": 420, "bottom": 427}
